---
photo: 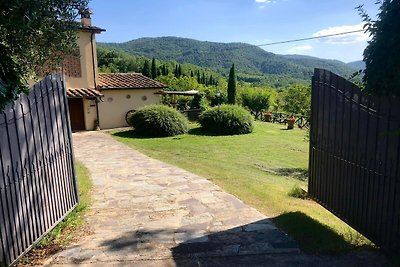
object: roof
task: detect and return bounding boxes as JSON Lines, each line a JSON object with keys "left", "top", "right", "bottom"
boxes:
{"left": 155, "top": 90, "right": 201, "bottom": 96}
{"left": 67, "top": 88, "right": 103, "bottom": 99}
{"left": 98, "top": 73, "right": 167, "bottom": 90}
{"left": 79, "top": 25, "right": 106, "bottom": 33}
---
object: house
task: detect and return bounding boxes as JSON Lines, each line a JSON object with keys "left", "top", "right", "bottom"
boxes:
{"left": 63, "top": 12, "right": 166, "bottom": 131}
{"left": 97, "top": 73, "right": 167, "bottom": 129}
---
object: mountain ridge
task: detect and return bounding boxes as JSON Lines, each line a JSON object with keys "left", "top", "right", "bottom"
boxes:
{"left": 98, "top": 36, "right": 357, "bottom": 84}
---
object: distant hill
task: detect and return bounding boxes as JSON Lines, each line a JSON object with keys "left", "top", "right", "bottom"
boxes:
{"left": 98, "top": 36, "right": 357, "bottom": 85}
{"left": 347, "top": 60, "right": 366, "bottom": 71}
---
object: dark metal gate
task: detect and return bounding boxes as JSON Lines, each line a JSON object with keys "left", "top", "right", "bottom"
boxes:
{"left": 0, "top": 74, "right": 78, "bottom": 266}
{"left": 308, "top": 68, "right": 400, "bottom": 253}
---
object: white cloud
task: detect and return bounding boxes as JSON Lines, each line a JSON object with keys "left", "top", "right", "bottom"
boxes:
{"left": 255, "top": 0, "right": 276, "bottom": 8}
{"left": 313, "top": 23, "right": 370, "bottom": 44}
{"left": 286, "top": 45, "right": 313, "bottom": 54}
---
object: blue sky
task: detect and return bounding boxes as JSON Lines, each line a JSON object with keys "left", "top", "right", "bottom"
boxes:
{"left": 90, "top": 0, "right": 379, "bottom": 63}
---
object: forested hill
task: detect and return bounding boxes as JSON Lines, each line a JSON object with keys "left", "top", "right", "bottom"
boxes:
{"left": 98, "top": 36, "right": 356, "bottom": 81}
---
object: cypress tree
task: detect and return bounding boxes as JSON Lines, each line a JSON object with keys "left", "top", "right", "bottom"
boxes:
{"left": 142, "top": 60, "right": 150, "bottom": 78}
{"left": 197, "top": 71, "right": 201, "bottom": 84}
{"left": 209, "top": 74, "right": 213, "bottom": 85}
{"left": 151, "top": 58, "right": 157, "bottom": 79}
{"left": 174, "top": 64, "right": 179, "bottom": 78}
{"left": 190, "top": 70, "right": 194, "bottom": 77}
{"left": 227, "top": 64, "right": 236, "bottom": 104}
{"left": 201, "top": 72, "right": 206, "bottom": 84}
{"left": 178, "top": 64, "right": 183, "bottom": 77}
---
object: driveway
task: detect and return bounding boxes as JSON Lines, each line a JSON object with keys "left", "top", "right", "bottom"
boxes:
{"left": 47, "top": 131, "right": 386, "bottom": 266}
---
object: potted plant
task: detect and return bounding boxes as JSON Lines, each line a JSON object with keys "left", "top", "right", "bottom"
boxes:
{"left": 287, "top": 115, "right": 296, "bottom": 130}
{"left": 264, "top": 111, "right": 273, "bottom": 122}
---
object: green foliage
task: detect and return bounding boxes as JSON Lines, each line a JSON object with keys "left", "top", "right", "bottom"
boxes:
{"left": 151, "top": 58, "right": 157, "bottom": 79}
{"left": 0, "top": 0, "right": 87, "bottom": 110}
{"left": 227, "top": 64, "right": 237, "bottom": 104}
{"left": 358, "top": 0, "right": 400, "bottom": 96}
{"left": 142, "top": 60, "right": 150, "bottom": 77}
{"left": 282, "top": 85, "right": 311, "bottom": 116}
{"left": 288, "top": 185, "right": 308, "bottom": 199}
{"left": 199, "top": 104, "right": 253, "bottom": 135}
{"left": 127, "top": 105, "right": 189, "bottom": 137}
{"left": 240, "top": 88, "right": 271, "bottom": 119}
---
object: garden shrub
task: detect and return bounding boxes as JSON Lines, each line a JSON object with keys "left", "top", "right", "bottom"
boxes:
{"left": 199, "top": 104, "right": 254, "bottom": 135}
{"left": 127, "top": 105, "right": 189, "bottom": 137}
{"left": 288, "top": 185, "right": 308, "bottom": 199}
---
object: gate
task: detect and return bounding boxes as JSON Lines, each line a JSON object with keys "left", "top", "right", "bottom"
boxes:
{"left": 0, "top": 74, "right": 78, "bottom": 266}
{"left": 308, "top": 68, "right": 400, "bottom": 253}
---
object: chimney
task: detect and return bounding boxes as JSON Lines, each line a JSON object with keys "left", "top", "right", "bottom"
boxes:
{"left": 79, "top": 7, "right": 93, "bottom": 27}
{"left": 81, "top": 17, "right": 92, "bottom": 27}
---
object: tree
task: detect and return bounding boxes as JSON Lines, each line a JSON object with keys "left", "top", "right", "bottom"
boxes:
{"left": 178, "top": 64, "right": 183, "bottom": 77}
{"left": 359, "top": 0, "right": 400, "bottom": 96}
{"left": 240, "top": 88, "right": 270, "bottom": 119}
{"left": 0, "top": 0, "right": 88, "bottom": 110}
{"left": 174, "top": 64, "right": 179, "bottom": 78}
{"left": 227, "top": 64, "right": 237, "bottom": 104}
{"left": 281, "top": 85, "right": 311, "bottom": 116}
{"left": 142, "top": 60, "right": 150, "bottom": 77}
{"left": 197, "top": 71, "right": 201, "bottom": 84}
{"left": 151, "top": 58, "right": 157, "bottom": 79}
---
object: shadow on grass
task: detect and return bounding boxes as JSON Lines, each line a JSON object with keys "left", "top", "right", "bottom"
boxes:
{"left": 274, "top": 168, "right": 308, "bottom": 181}
{"left": 188, "top": 126, "right": 223, "bottom": 136}
{"left": 112, "top": 130, "right": 163, "bottom": 139}
{"left": 272, "top": 211, "right": 356, "bottom": 253}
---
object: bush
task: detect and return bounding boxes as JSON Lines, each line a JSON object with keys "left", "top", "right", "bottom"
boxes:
{"left": 199, "top": 104, "right": 254, "bottom": 135}
{"left": 127, "top": 105, "right": 189, "bottom": 137}
{"left": 288, "top": 185, "right": 308, "bottom": 199}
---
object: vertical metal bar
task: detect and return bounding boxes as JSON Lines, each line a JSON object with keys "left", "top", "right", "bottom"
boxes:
{"left": 368, "top": 97, "right": 381, "bottom": 242}
{"left": 361, "top": 96, "right": 372, "bottom": 234}
{"left": 19, "top": 95, "right": 39, "bottom": 242}
{"left": 43, "top": 76, "right": 62, "bottom": 223}
{"left": 54, "top": 77, "right": 74, "bottom": 210}
{"left": 50, "top": 76, "right": 69, "bottom": 215}
{"left": 0, "top": 128, "right": 14, "bottom": 266}
{"left": 33, "top": 80, "right": 52, "bottom": 230}
{"left": 38, "top": 78, "right": 57, "bottom": 227}
{"left": 27, "top": 86, "right": 47, "bottom": 236}
{"left": 60, "top": 74, "right": 79, "bottom": 205}
{"left": 3, "top": 106, "right": 26, "bottom": 260}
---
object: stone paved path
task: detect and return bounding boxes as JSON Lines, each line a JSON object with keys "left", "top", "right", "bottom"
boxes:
{"left": 48, "top": 131, "right": 386, "bottom": 266}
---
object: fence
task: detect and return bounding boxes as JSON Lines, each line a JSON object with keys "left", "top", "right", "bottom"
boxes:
{"left": 0, "top": 74, "right": 78, "bottom": 266}
{"left": 308, "top": 68, "right": 400, "bottom": 253}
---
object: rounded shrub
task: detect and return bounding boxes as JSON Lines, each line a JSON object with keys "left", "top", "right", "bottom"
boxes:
{"left": 127, "top": 105, "right": 189, "bottom": 137}
{"left": 199, "top": 104, "right": 254, "bottom": 135}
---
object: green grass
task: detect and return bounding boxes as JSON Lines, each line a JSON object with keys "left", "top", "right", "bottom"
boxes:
{"left": 112, "top": 122, "right": 373, "bottom": 253}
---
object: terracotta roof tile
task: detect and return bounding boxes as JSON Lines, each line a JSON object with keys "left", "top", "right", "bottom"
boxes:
{"left": 98, "top": 73, "right": 167, "bottom": 90}
{"left": 67, "top": 88, "right": 103, "bottom": 98}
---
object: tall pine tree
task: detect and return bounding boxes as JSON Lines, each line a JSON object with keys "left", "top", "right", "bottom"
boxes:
{"left": 178, "top": 64, "right": 183, "bottom": 77}
{"left": 197, "top": 71, "right": 201, "bottom": 84}
{"left": 227, "top": 64, "right": 236, "bottom": 104}
{"left": 174, "top": 64, "right": 179, "bottom": 78}
{"left": 142, "top": 60, "right": 150, "bottom": 78}
{"left": 151, "top": 58, "right": 157, "bottom": 79}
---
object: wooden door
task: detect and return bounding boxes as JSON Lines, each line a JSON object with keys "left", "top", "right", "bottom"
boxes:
{"left": 68, "top": 98, "right": 85, "bottom": 131}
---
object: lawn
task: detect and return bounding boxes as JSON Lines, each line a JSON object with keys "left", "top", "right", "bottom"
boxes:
{"left": 112, "top": 122, "right": 372, "bottom": 253}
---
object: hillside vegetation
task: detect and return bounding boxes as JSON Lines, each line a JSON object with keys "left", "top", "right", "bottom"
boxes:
{"left": 98, "top": 36, "right": 357, "bottom": 85}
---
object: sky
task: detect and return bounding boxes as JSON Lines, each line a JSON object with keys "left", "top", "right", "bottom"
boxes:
{"left": 89, "top": 0, "right": 380, "bottom": 63}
